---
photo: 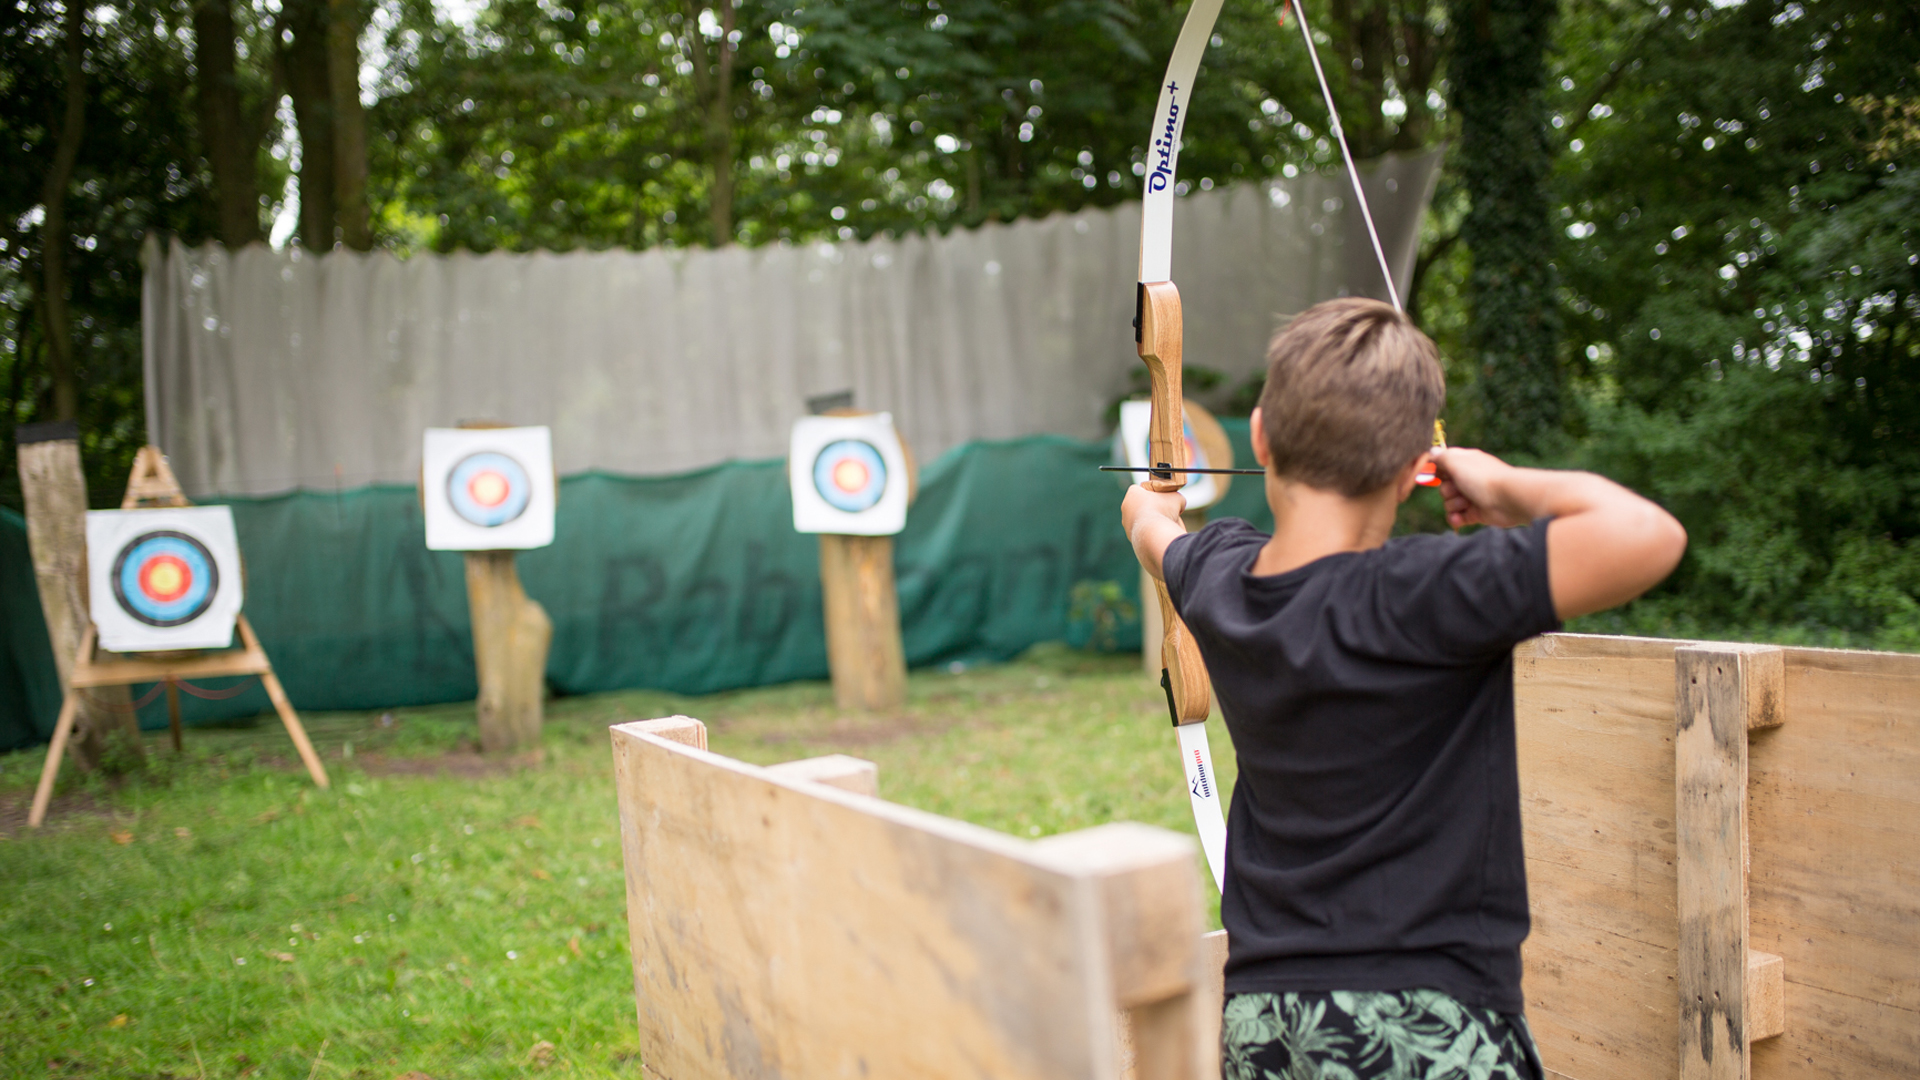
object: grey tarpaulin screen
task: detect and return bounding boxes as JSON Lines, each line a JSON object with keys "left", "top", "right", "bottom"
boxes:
{"left": 143, "top": 154, "right": 1440, "bottom": 498}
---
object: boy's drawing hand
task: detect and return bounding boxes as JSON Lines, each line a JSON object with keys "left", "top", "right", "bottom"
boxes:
{"left": 1433, "top": 448, "right": 1529, "bottom": 530}
{"left": 1432, "top": 445, "right": 1687, "bottom": 619}
{"left": 1122, "top": 483, "right": 1188, "bottom": 581}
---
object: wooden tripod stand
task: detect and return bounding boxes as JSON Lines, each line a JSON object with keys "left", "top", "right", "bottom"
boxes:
{"left": 27, "top": 448, "right": 331, "bottom": 828}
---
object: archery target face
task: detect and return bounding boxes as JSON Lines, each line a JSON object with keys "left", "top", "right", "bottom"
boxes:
{"left": 422, "top": 426, "right": 555, "bottom": 550}
{"left": 1117, "top": 400, "right": 1221, "bottom": 509}
{"left": 790, "top": 413, "right": 910, "bottom": 535}
{"left": 86, "top": 506, "right": 244, "bottom": 652}
{"left": 448, "top": 452, "right": 533, "bottom": 527}
{"left": 814, "top": 440, "right": 888, "bottom": 512}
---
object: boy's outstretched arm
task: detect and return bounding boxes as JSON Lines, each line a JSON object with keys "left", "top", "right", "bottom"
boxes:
{"left": 1434, "top": 448, "right": 1688, "bottom": 621}
{"left": 1122, "top": 484, "right": 1189, "bottom": 581}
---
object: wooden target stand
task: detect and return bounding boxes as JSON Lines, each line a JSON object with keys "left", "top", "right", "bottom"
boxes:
{"left": 1139, "top": 399, "right": 1235, "bottom": 674}
{"left": 28, "top": 449, "right": 329, "bottom": 828}
{"left": 816, "top": 411, "right": 917, "bottom": 713}
{"left": 426, "top": 420, "right": 554, "bottom": 754}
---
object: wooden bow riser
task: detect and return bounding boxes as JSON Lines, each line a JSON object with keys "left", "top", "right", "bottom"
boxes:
{"left": 1136, "top": 280, "right": 1212, "bottom": 723}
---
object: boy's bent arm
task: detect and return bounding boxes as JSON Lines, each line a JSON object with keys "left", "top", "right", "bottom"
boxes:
{"left": 1122, "top": 484, "right": 1189, "bottom": 581}
{"left": 1435, "top": 448, "right": 1687, "bottom": 621}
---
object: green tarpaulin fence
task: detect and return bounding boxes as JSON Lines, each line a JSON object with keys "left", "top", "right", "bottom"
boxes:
{"left": 0, "top": 423, "right": 1272, "bottom": 751}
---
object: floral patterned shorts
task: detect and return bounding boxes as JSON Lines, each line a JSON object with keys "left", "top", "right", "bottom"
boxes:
{"left": 1221, "top": 988, "right": 1545, "bottom": 1080}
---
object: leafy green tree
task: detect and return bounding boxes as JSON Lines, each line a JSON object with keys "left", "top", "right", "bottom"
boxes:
{"left": 1553, "top": 0, "right": 1920, "bottom": 646}
{"left": 1, "top": 0, "right": 221, "bottom": 509}
{"left": 366, "top": 0, "right": 1455, "bottom": 251}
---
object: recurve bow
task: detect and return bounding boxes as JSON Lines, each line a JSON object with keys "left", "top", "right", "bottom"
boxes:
{"left": 1135, "top": 0, "right": 1231, "bottom": 892}
{"left": 1132, "top": 0, "right": 1412, "bottom": 893}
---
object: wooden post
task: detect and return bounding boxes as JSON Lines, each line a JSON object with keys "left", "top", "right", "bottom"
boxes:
{"left": 819, "top": 533, "right": 907, "bottom": 712}
{"left": 15, "top": 421, "right": 140, "bottom": 770}
{"left": 464, "top": 549, "right": 551, "bottom": 752}
{"left": 1675, "top": 644, "right": 1786, "bottom": 1080}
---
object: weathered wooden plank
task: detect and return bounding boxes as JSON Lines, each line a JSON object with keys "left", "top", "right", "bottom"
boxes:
{"left": 1519, "top": 635, "right": 1920, "bottom": 1080}
{"left": 1675, "top": 645, "right": 1777, "bottom": 1080}
{"left": 1522, "top": 924, "right": 1677, "bottom": 1078}
{"left": 1517, "top": 642, "right": 1682, "bottom": 1080}
{"left": 1747, "top": 981, "right": 1920, "bottom": 1078}
{"left": 1042, "top": 823, "right": 1208, "bottom": 1080}
{"left": 611, "top": 720, "right": 1204, "bottom": 1079}
{"left": 1739, "top": 648, "right": 1920, "bottom": 1075}
{"left": 1747, "top": 651, "right": 1920, "bottom": 1013}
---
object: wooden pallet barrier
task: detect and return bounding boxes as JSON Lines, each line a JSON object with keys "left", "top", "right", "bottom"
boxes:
{"left": 610, "top": 717, "right": 1220, "bottom": 1078}
{"left": 1515, "top": 634, "right": 1919, "bottom": 1079}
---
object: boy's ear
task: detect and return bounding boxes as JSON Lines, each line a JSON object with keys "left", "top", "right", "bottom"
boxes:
{"left": 1249, "top": 407, "right": 1272, "bottom": 469}
{"left": 1393, "top": 454, "right": 1427, "bottom": 503}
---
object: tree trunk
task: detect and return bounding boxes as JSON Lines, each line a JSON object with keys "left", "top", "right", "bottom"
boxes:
{"left": 964, "top": 121, "right": 981, "bottom": 219}
{"left": 818, "top": 534, "right": 907, "bottom": 713}
{"left": 326, "top": 0, "right": 371, "bottom": 250}
{"left": 464, "top": 551, "right": 551, "bottom": 752}
{"left": 277, "top": 0, "right": 337, "bottom": 249}
{"left": 40, "top": 0, "right": 87, "bottom": 424}
{"left": 18, "top": 429, "right": 143, "bottom": 773}
{"left": 193, "top": 0, "right": 264, "bottom": 247}
{"left": 1448, "top": 0, "right": 1562, "bottom": 456}
{"left": 688, "top": 1, "right": 736, "bottom": 246}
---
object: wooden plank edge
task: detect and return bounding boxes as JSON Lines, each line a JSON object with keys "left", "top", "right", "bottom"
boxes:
{"left": 617, "top": 715, "right": 706, "bottom": 750}
{"left": 609, "top": 719, "right": 1099, "bottom": 869}
{"left": 765, "top": 753, "right": 880, "bottom": 797}
{"left": 1748, "top": 951, "right": 1784, "bottom": 1043}
{"left": 1035, "top": 823, "right": 1202, "bottom": 1008}
{"left": 71, "top": 651, "right": 272, "bottom": 686}
{"left": 1516, "top": 631, "right": 1920, "bottom": 674}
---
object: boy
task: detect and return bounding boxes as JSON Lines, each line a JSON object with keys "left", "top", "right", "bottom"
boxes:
{"left": 1122, "top": 298, "right": 1686, "bottom": 1079}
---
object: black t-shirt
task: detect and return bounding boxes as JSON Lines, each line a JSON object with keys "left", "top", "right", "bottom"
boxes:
{"left": 1163, "top": 517, "right": 1560, "bottom": 1014}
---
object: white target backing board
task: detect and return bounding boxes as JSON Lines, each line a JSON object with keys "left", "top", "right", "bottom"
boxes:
{"left": 789, "top": 413, "right": 911, "bottom": 536}
{"left": 422, "top": 426, "right": 556, "bottom": 551}
{"left": 86, "top": 505, "right": 245, "bottom": 653}
{"left": 1116, "top": 400, "right": 1221, "bottom": 510}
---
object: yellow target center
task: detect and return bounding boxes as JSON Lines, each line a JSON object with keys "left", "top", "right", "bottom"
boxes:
{"left": 147, "top": 561, "right": 184, "bottom": 597}
{"left": 469, "top": 471, "right": 510, "bottom": 507}
{"left": 832, "top": 459, "right": 870, "bottom": 493}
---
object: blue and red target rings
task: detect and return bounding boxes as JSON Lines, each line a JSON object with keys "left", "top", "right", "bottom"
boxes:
{"left": 447, "top": 451, "right": 532, "bottom": 527}
{"left": 110, "top": 530, "right": 219, "bottom": 628}
{"left": 812, "top": 439, "right": 888, "bottom": 513}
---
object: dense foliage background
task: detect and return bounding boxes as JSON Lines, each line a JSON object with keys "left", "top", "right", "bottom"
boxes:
{"left": 2, "top": 0, "right": 1915, "bottom": 648}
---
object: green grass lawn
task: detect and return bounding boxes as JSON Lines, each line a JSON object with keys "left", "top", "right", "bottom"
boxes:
{"left": 0, "top": 645, "right": 1235, "bottom": 1079}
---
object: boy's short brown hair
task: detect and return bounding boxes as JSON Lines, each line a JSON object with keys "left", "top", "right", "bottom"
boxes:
{"left": 1256, "top": 297, "right": 1445, "bottom": 496}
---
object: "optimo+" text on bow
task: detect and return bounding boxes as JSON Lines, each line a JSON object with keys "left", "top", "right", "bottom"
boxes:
{"left": 1131, "top": 0, "right": 1405, "bottom": 892}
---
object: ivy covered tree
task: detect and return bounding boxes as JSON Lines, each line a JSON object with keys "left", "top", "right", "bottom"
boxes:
{"left": 1447, "top": 0, "right": 1562, "bottom": 456}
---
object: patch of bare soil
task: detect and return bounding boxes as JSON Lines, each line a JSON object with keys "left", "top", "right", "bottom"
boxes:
{"left": 354, "top": 748, "right": 545, "bottom": 778}
{"left": 740, "top": 711, "right": 955, "bottom": 749}
{"left": 0, "top": 786, "right": 117, "bottom": 839}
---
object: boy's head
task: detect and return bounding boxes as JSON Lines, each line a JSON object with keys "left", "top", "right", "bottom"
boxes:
{"left": 1255, "top": 297, "right": 1444, "bottom": 496}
